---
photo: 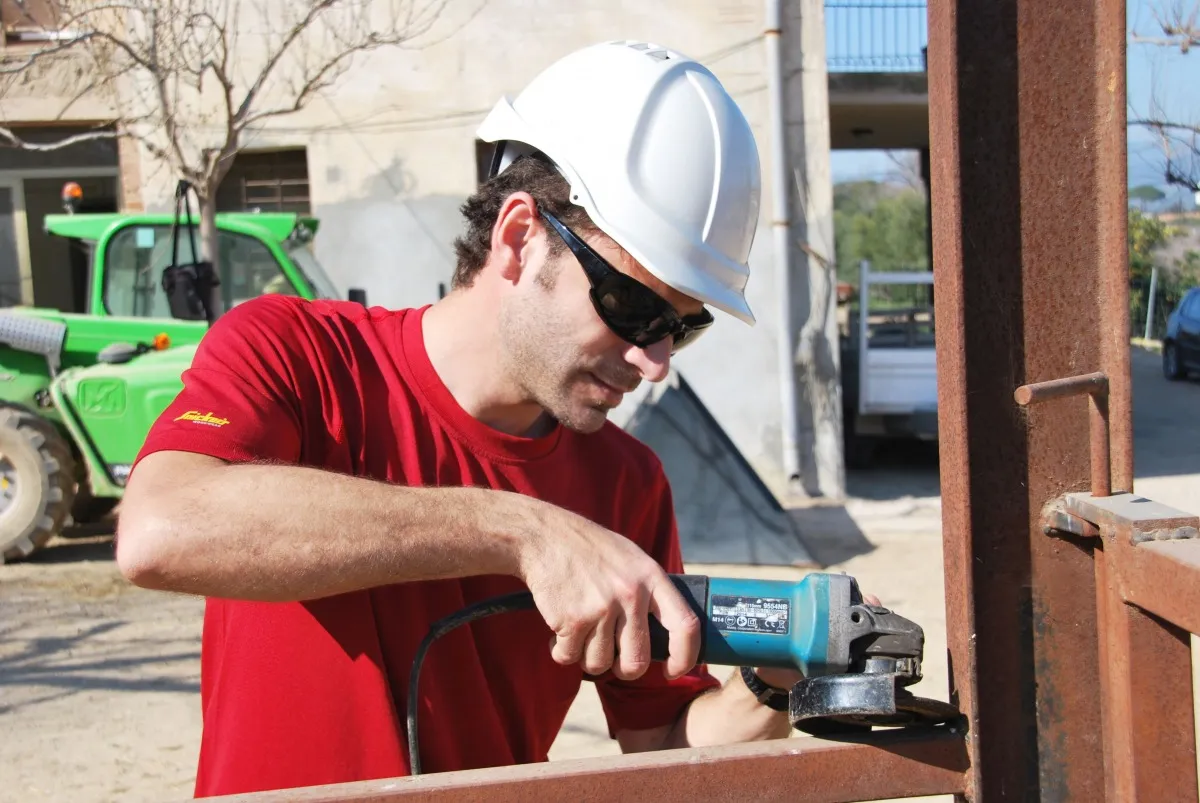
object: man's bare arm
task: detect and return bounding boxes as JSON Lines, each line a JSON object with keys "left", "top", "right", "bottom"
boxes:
{"left": 117, "top": 450, "right": 533, "bottom": 601}
{"left": 615, "top": 668, "right": 794, "bottom": 754}
{"left": 116, "top": 450, "right": 702, "bottom": 681}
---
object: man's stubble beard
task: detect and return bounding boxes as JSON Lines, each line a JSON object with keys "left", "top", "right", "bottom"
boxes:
{"left": 497, "top": 288, "right": 610, "bottom": 436}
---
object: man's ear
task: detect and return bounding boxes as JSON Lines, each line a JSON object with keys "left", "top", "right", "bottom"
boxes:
{"left": 489, "top": 192, "right": 539, "bottom": 285}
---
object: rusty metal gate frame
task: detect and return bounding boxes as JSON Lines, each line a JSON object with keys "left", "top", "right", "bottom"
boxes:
{"left": 215, "top": 1, "right": 1200, "bottom": 800}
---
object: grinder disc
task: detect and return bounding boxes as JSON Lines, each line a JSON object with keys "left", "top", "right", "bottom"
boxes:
{"left": 788, "top": 673, "right": 961, "bottom": 736}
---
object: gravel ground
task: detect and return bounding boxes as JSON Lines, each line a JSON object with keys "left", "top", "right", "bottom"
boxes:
{"left": 1, "top": 347, "right": 1195, "bottom": 803}
{"left": 0, "top": 541, "right": 203, "bottom": 802}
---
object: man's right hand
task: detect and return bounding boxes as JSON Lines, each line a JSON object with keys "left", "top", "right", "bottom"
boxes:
{"left": 513, "top": 503, "right": 701, "bottom": 683}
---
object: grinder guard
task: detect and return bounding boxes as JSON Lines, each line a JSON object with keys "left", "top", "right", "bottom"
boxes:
{"left": 789, "top": 575, "right": 961, "bottom": 735}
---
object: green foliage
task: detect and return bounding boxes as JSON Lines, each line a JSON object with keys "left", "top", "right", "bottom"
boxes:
{"left": 833, "top": 181, "right": 928, "bottom": 284}
{"left": 1178, "top": 249, "right": 1200, "bottom": 286}
{"left": 1129, "top": 184, "right": 1166, "bottom": 205}
{"left": 1127, "top": 208, "right": 1200, "bottom": 338}
{"left": 1128, "top": 207, "right": 1176, "bottom": 281}
{"left": 831, "top": 183, "right": 1198, "bottom": 339}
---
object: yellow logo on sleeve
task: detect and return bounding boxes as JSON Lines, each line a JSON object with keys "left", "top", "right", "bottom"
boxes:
{"left": 174, "top": 410, "right": 231, "bottom": 428}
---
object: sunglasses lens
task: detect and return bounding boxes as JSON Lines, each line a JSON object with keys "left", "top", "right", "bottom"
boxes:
{"left": 593, "top": 276, "right": 676, "bottom": 345}
{"left": 669, "top": 314, "right": 714, "bottom": 353}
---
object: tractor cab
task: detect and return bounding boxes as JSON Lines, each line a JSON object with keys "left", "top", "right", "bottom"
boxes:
{"left": 47, "top": 181, "right": 349, "bottom": 320}
{"left": 19, "top": 181, "right": 358, "bottom": 372}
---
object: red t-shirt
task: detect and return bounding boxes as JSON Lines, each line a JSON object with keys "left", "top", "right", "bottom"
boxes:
{"left": 132, "top": 295, "right": 720, "bottom": 798}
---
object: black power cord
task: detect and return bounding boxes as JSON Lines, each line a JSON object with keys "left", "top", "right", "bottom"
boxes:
{"left": 406, "top": 591, "right": 536, "bottom": 776}
{"left": 405, "top": 577, "right": 693, "bottom": 775}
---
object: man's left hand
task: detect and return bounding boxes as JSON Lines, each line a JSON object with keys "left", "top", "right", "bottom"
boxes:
{"left": 753, "top": 591, "right": 883, "bottom": 692}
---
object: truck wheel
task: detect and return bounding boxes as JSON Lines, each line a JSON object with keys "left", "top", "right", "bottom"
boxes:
{"left": 843, "top": 411, "right": 877, "bottom": 470}
{"left": 0, "top": 406, "right": 76, "bottom": 563}
{"left": 845, "top": 433, "right": 877, "bottom": 471}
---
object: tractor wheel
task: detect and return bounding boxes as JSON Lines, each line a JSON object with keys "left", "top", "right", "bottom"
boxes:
{"left": 0, "top": 406, "right": 77, "bottom": 563}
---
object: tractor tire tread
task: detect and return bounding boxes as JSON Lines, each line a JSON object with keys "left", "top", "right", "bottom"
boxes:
{"left": 0, "top": 405, "right": 77, "bottom": 563}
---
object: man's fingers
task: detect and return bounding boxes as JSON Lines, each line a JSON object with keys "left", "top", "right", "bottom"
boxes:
{"left": 550, "top": 622, "right": 588, "bottom": 667}
{"left": 648, "top": 579, "right": 701, "bottom": 680}
{"left": 612, "top": 608, "right": 651, "bottom": 681}
{"left": 581, "top": 614, "right": 616, "bottom": 675}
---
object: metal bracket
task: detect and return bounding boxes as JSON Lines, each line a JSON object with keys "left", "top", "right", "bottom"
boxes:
{"left": 1042, "top": 492, "right": 1199, "bottom": 544}
{"left": 1015, "top": 372, "right": 1111, "bottom": 496}
{"left": 1041, "top": 498, "right": 1100, "bottom": 539}
{"left": 1063, "top": 492, "right": 1199, "bottom": 545}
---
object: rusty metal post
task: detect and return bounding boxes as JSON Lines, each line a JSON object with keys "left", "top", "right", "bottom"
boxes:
{"left": 1069, "top": 492, "right": 1200, "bottom": 800}
{"left": 1095, "top": 548, "right": 1197, "bottom": 801}
{"left": 927, "top": 0, "right": 1128, "bottom": 798}
{"left": 1094, "top": 0, "right": 1134, "bottom": 494}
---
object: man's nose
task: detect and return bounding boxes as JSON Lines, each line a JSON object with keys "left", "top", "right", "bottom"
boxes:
{"left": 625, "top": 337, "right": 672, "bottom": 382}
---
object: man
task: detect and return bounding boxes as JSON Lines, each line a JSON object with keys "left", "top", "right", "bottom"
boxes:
{"left": 116, "top": 41, "right": 796, "bottom": 798}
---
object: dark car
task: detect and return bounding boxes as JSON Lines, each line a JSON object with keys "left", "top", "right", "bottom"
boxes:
{"left": 1163, "top": 286, "right": 1200, "bottom": 380}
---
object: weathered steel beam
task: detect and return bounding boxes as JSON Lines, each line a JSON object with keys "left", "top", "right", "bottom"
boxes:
{"left": 1069, "top": 491, "right": 1199, "bottom": 800}
{"left": 209, "top": 730, "right": 969, "bottom": 803}
{"left": 927, "top": 0, "right": 1129, "bottom": 798}
{"left": 1065, "top": 491, "right": 1200, "bottom": 633}
{"left": 1117, "top": 539, "right": 1200, "bottom": 634}
{"left": 1095, "top": 547, "right": 1197, "bottom": 801}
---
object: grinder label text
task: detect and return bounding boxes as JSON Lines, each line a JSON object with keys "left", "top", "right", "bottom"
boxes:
{"left": 711, "top": 595, "right": 791, "bottom": 635}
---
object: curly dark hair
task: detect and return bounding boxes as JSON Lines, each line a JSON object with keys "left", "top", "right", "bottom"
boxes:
{"left": 451, "top": 152, "right": 598, "bottom": 289}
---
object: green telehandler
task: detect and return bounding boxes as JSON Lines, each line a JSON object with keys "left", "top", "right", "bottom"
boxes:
{"left": 0, "top": 181, "right": 359, "bottom": 562}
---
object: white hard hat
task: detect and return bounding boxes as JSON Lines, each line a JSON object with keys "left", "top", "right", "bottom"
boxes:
{"left": 477, "top": 40, "right": 762, "bottom": 325}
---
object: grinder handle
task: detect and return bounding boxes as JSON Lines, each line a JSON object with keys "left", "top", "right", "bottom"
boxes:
{"left": 647, "top": 574, "right": 711, "bottom": 663}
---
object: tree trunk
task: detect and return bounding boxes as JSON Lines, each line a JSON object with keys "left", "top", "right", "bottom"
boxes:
{"left": 198, "top": 191, "right": 225, "bottom": 324}
{"left": 198, "top": 192, "right": 219, "bottom": 262}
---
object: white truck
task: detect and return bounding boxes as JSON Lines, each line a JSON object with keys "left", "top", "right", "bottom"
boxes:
{"left": 840, "top": 261, "right": 938, "bottom": 467}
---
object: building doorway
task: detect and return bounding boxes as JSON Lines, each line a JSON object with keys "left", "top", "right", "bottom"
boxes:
{"left": 25, "top": 176, "right": 118, "bottom": 312}
{"left": 0, "top": 172, "right": 119, "bottom": 312}
{"left": 0, "top": 180, "right": 26, "bottom": 307}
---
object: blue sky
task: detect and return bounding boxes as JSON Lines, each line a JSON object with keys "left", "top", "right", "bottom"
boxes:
{"left": 832, "top": 0, "right": 1200, "bottom": 208}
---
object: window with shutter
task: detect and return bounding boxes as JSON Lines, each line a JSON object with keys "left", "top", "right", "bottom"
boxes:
{"left": 215, "top": 149, "right": 311, "bottom": 214}
{"left": 2, "top": 0, "right": 62, "bottom": 44}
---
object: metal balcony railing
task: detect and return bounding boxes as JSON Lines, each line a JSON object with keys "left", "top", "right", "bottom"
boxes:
{"left": 826, "top": 0, "right": 928, "bottom": 72}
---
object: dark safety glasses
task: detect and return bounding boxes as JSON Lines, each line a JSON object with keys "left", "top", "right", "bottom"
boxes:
{"left": 540, "top": 210, "right": 714, "bottom": 354}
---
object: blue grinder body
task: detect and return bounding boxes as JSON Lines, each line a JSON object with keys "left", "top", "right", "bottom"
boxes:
{"left": 650, "top": 573, "right": 865, "bottom": 678}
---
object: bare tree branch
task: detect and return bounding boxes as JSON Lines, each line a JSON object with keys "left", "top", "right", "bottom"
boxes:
{"left": 0, "top": 33, "right": 94, "bottom": 74}
{"left": 241, "top": 47, "right": 365, "bottom": 126}
{"left": 1133, "top": 118, "right": 1200, "bottom": 193}
{"left": 1131, "top": 118, "right": 1200, "bottom": 138}
{"left": 0, "top": 128, "right": 117, "bottom": 151}
{"left": 1131, "top": 0, "right": 1200, "bottom": 52}
{"left": 2, "top": 0, "right": 456, "bottom": 267}
{"left": 232, "top": 0, "right": 337, "bottom": 123}
{"left": 1129, "top": 1, "right": 1200, "bottom": 192}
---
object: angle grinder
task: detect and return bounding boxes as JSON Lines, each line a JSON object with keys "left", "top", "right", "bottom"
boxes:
{"left": 406, "top": 572, "right": 960, "bottom": 775}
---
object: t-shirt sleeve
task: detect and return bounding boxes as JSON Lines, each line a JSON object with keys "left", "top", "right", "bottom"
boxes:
{"left": 133, "top": 295, "right": 315, "bottom": 473}
{"left": 591, "top": 463, "right": 723, "bottom": 737}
